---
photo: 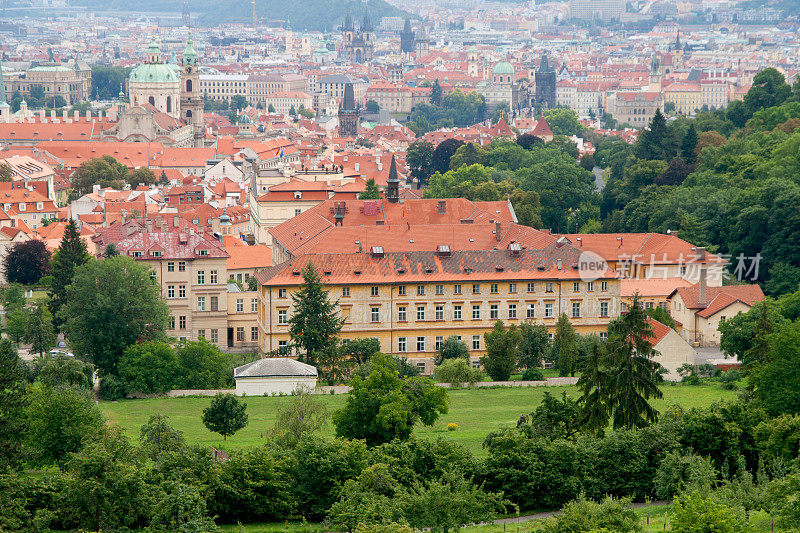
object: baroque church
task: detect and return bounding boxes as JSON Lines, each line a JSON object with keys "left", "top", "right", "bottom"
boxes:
{"left": 341, "top": 11, "right": 374, "bottom": 63}
{"left": 102, "top": 36, "right": 205, "bottom": 147}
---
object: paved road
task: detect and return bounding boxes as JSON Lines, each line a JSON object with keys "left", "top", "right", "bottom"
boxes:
{"left": 592, "top": 166, "right": 605, "bottom": 191}
{"left": 490, "top": 500, "right": 669, "bottom": 526}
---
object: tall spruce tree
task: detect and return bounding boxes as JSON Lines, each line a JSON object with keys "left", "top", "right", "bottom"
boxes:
{"left": 680, "top": 123, "right": 698, "bottom": 162}
{"left": 552, "top": 313, "right": 579, "bottom": 377}
{"left": 430, "top": 79, "right": 442, "bottom": 105}
{"left": 25, "top": 303, "right": 56, "bottom": 356}
{"left": 48, "top": 218, "right": 90, "bottom": 329}
{"left": 289, "top": 262, "right": 344, "bottom": 365}
{"left": 635, "top": 109, "right": 669, "bottom": 160}
{"left": 0, "top": 339, "right": 27, "bottom": 470}
{"left": 603, "top": 294, "right": 665, "bottom": 430}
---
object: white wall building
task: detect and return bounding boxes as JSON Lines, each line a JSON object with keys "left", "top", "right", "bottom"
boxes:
{"left": 233, "top": 357, "right": 318, "bottom": 395}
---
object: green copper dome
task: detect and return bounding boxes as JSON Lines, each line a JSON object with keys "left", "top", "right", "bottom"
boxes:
{"left": 493, "top": 61, "right": 514, "bottom": 75}
{"left": 183, "top": 37, "right": 198, "bottom": 66}
{"left": 129, "top": 63, "right": 179, "bottom": 84}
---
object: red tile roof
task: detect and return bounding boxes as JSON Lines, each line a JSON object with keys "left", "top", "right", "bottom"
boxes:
{"left": 672, "top": 283, "right": 765, "bottom": 318}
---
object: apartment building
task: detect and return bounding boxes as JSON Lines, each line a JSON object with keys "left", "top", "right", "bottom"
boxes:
{"left": 609, "top": 91, "right": 663, "bottom": 128}
{"left": 0, "top": 186, "right": 59, "bottom": 229}
{"left": 263, "top": 91, "right": 314, "bottom": 114}
{"left": 199, "top": 74, "right": 249, "bottom": 102}
{"left": 248, "top": 73, "right": 308, "bottom": 108}
{"left": 256, "top": 246, "right": 621, "bottom": 373}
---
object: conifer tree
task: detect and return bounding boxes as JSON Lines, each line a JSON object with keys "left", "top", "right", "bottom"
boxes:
{"left": 552, "top": 313, "right": 579, "bottom": 377}
{"left": 289, "top": 262, "right": 344, "bottom": 365}
{"left": 680, "top": 123, "right": 698, "bottom": 162}
{"left": 48, "top": 218, "right": 90, "bottom": 329}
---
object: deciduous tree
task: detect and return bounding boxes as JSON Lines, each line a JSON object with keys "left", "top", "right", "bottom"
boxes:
{"left": 202, "top": 393, "right": 248, "bottom": 440}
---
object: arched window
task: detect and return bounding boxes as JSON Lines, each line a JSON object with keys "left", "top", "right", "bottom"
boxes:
{"left": 186, "top": 79, "right": 193, "bottom": 92}
{"left": 148, "top": 96, "right": 155, "bottom": 107}
{"left": 166, "top": 96, "right": 172, "bottom": 113}
{"left": 186, "top": 109, "right": 193, "bottom": 118}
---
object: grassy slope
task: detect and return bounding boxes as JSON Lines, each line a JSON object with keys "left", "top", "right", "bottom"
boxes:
{"left": 101, "top": 384, "right": 737, "bottom": 456}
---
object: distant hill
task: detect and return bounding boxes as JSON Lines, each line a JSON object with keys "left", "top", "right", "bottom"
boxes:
{"left": 70, "top": 0, "right": 409, "bottom": 31}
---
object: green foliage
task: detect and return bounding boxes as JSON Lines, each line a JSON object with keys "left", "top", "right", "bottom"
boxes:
{"left": 644, "top": 306, "right": 679, "bottom": 330}
{"left": 328, "top": 463, "right": 405, "bottom": 531}
{"left": 541, "top": 495, "right": 641, "bottom": 533}
{"left": 359, "top": 178, "right": 381, "bottom": 199}
{"left": 47, "top": 218, "right": 90, "bottom": 330}
{"left": 552, "top": 313, "right": 579, "bottom": 377}
{"left": 482, "top": 321, "right": 520, "bottom": 381}
{"left": 431, "top": 138, "right": 465, "bottom": 174}
{"left": 405, "top": 140, "right": 434, "bottom": 183}
{"left": 653, "top": 451, "right": 717, "bottom": 499}
{"left": 3, "top": 239, "right": 51, "bottom": 285}
{"left": 354, "top": 354, "right": 420, "bottom": 380}
{"left": 71, "top": 155, "right": 129, "bottom": 195}
{"left": 449, "top": 142, "right": 487, "bottom": 171}
{"left": 118, "top": 341, "right": 179, "bottom": 394}
{"left": 214, "top": 447, "right": 293, "bottom": 521}
{"left": 544, "top": 108, "right": 582, "bottom": 136}
{"left": 750, "top": 320, "right": 800, "bottom": 416}
{"left": 271, "top": 387, "right": 329, "bottom": 448}
{"left": 521, "top": 368, "right": 544, "bottom": 381}
{"left": 407, "top": 90, "right": 486, "bottom": 135}
{"left": 434, "top": 358, "right": 484, "bottom": 387}
{"left": 670, "top": 491, "right": 747, "bottom": 533}
{"left": 202, "top": 393, "right": 248, "bottom": 440}
{"left": 175, "top": 339, "right": 229, "bottom": 389}
{"left": 340, "top": 338, "right": 381, "bottom": 366}
{"left": 333, "top": 353, "right": 448, "bottom": 446}
{"left": 0, "top": 339, "right": 27, "bottom": 470}
{"left": 34, "top": 353, "right": 94, "bottom": 390}
{"left": 91, "top": 65, "right": 130, "bottom": 99}
{"left": 24, "top": 302, "right": 55, "bottom": 356}
{"left": 60, "top": 256, "right": 170, "bottom": 376}
{"left": 366, "top": 99, "right": 380, "bottom": 114}
{"left": 289, "top": 262, "right": 344, "bottom": 365}
{"left": 754, "top": 414, "right": 800, "bottom": 471}
{"left": 25, "top": 384, "right": 105, "bottom": 465}
{"left": 99, "top": 374, "right": 125, "bottom": 401}
{"left": 516, "top": 392, "right": 581, "bottom": 440}
{"left": 140, "top": 414, "right": 186, "bottom": 460}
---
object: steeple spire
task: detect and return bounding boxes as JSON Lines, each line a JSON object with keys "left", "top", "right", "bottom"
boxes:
{"left": 0, "top": 53, "right": 8, "bottom": 106}
{"left": 386, "top": 154, "right": 399, "bottom": 203}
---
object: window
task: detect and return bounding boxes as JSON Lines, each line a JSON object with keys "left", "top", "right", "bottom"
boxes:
{"left": 454, "top": 305, "right": 462, "bottom": 320}
{"left": 587, "top": 281, "right": 594, "bottom": 292}
{"left": 508, "top": 304, "right": 517, "bottom": 319}
{"left": 236, "top": 299, "right": 244, "bottom": 312}
{"left": 295, "top": 208, "right": 302, "bottom": 216}
{"left": 527, "top": 282, "right": 535, "bottom": 293}
{"left": 198, "top": 329, "right": 205, "bottom": 339}
{"left": 398, "top": 337, "right": 407, "bottom": 352}
{"left": 621, "top": 302, "right": 628, "bottom": 313}
{"left": 167, "top": 285, "right": 175, "bottom": 299}
{"left": 545, "top": 302, "right": 554, "bottom": 318}
{"left": 509, "top": 283, "right": 517, "bottom": 293}
{"left": 251, "top": 327, "right": 259, "bottom": 341}
{"left": 599, "top": 332, "right": 608, "bottom": 340}
{"left": 680, "top": 265, "right": 687, "bottom": 275}
{"left": 210, "top": 270, "right": 218, "bottom": 284}
{"left": 417, "top": 285, "right": 425, "bottom": 296}
{"left": 197, "top": 296, "right": 205, "bottom": 311}
{"left": 490, "top": 283, "right": 498, "bottom": 294}
{"left": 211, "top": 329, "right": 218, "bottom": 343}
{"left": 131, "top": 251, "right": 142, "bottom": 258}
{"left": 371, "top": 307, "right": 380, "bottom": 322}
{"left": 572, "top": 301, "right": 581, "bottom": 318}
{"left": 472, "top": 305, "right": 481, "bottom": 320}
{"left": 278, "top": 340, "right": 288, "bottom": 353}
{"left": 545, "top": 282, "right": 554, "bottom": 293}
{"left": 197, "top": 270, "right": 205, "bottom": 284}
{"left": 179, "top": 316, "right": 186, "bottom": 329}
{"left": 398, "top": 306, "right": 407, "bottom": 321}
{"left": 168, "top": 316, "right": 175, "bottom": 329}
{"left": 435, "top": 284, "right": 444, "bottom": 295}
{"left": 527, "top": 303, "right": 536, "bottom": 318}
{"left": 416, "top": 306, "right": 425, "bottom": 321}
{"left": 370, "top": 286, "right": 379, "bottom": 297}
{"left": 600, "top": 301, "right": 609, "bottom": 317}
{"left": 453, "top": 284, "right": 462, "bottom": 295}
{"left": 660, "top": 301, "right": 668, "bottom": 310}
{"left": 472, "top": 335, "right": 480, "bottom": 350}
{"left": 342, "top": 287, "right": 350, "bottom": 297}
{"left": 179, "top": 285, "right": 186, "bottom": 298}
{"left": 179, "top": 261, "right": 186, "bottom": 272}
{"left": 236, "top": 327, "right": 245, "bottom": 342}
{"left": 251, "top": 298, "right": 258, "bottom": 312}
{"left": 435, "top": 305, "right": 444, "bottom": 320}
{"left": 645, "top": 301, "right": 654, "bottom": 309}
{"left": 167, "top": 261, "right": 175, "bottom": 272}
{"left": 398, "top": 285, "right": 406, "bottom": 296}
{"left": 210, "top": 296, "right": 218, "bottom": 311}
{"left": 490, "top": 304, "right": 499, "bottom": 319}
{"left": 278, "top": 309, "right": 288, "bottom": 324}
{"left": 435, "top": 336, "right": 444, "bottom": 350}
{"left": 416, "top": 336, "right": 425, "bottom": 351}
{"left": 472, "top": 284, "right": 480, "bottom": 294}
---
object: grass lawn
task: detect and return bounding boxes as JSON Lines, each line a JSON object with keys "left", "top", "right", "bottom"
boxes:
{"left": 101, "top": 383, "right": 737, "bottom": 456}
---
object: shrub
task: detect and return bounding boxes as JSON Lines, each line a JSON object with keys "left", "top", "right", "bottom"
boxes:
{"left": 175, "top": 340, "right": 228, "bottom": 390}
{"left": 433, "top": 358, "right": 483, "bottom": 387}
{"left": 541, "top": 495, "right": 641, "bottom": 533}
{"left": 118, "top": 341, "right": 179, "bottom": 394}
{"left": 99, "top": 375, "right": 125, "bottom": 401}
{"left": 670, "top": 491, "right": 746, "bottom": 533}
{"left": 654, "top": 451, "right": 717, "bottom": 500}
{"left": 521, "top": 368, "right": 544, "bottom": 381}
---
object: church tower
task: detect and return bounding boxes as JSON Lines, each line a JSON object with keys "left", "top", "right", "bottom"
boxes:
{"left": 180, "top": 37, "right": 204, "bottom": 147}
{"left": 0, "top": 54, "right": 10, "bottom": 123}
{"left": 648, "top": 54, "right": 663, "bottom": 93}
{"left": 386, "top": 154, "right": 400, "bottom": 203}
{"left": 337, "top": 82, "right": 359, "bottom": 137}
{"left": 415, "top": 26, "right": 430, "bottom": 58}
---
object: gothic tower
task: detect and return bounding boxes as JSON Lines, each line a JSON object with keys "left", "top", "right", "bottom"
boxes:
{"left": 415, "top": 25, "right": 430, "bottom": 58}
{"left": 181, "top": 37, "right": 204, "bottom": 147}
{"left": 534, "top": 52, "right": 556, "bottom": 109}
{"left": 337, "top": 82, "right": 359, "bottom": 137}
{"left": 386, "top": 154, "right": 400, "bottom": 203}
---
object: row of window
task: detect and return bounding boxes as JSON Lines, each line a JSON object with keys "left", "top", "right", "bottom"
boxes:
{"left": 398, "top": 335, "right": 482, "bottom": 352}
{"left": 325, "top": 281, "right": 611, "bottom": 299}
{"left": 168, "top": 322, "right": 259, "bottom": 343}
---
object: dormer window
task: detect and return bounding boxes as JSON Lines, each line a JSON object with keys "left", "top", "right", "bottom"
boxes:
{"left": 131, "top": 251, "right": 143, "bottom": 258}
{"left": 197, "top": 249, "right": 209, "bottom": 256}
{"left": 151, "top": 251, "right": 163, "bottom": 257}
{"left": 18, "top": 203, "right": 25, "bottom": 212}
{"left": 36, "top": 202, "right": 43, "bottom": 210}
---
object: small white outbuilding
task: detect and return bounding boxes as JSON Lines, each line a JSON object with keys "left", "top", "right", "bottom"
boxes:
{"left": 233, "top": 358, "right": 318, "bottom": 396}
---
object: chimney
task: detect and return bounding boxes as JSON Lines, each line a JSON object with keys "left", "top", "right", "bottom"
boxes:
{"left": 173, "top": 216, "right": 179, "bottom": 227}
{"left": 146, "top": 219, "right": 153, "bottom": 233}
{"left": 74, "top": 110, "right": 80, "bottom": 121}
{"left": 437, "top": 200, "right": 446, "bottom": 214}
{"left": 698, "top": 266, "right": 708, "bottom": 307}
{"left": 695, "top": 246, "right": 706, "bottom": 261}
{"left": 495, "top": 221, "right": 502, "bottom": 241}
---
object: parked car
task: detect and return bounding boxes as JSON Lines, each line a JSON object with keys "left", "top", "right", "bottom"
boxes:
{"left": 49, "top": 349, "right": 74, "bottom": 358}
